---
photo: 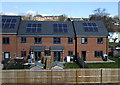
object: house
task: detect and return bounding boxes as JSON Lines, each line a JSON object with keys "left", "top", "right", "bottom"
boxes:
{"left": 1, "top": 15, "right": 109, "bottom": 63}
{"left": 73, "top": 21, "right": 109, "bottom": 61}
{"left": 49, "top": 61, "right": 64, "bottom": 69}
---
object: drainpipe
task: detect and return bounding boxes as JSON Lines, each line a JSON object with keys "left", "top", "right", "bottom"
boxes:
{"left": 72, "top": 21, "right": 77, "bottom": 61}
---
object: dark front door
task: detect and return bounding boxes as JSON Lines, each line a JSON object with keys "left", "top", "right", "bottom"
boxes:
{"left": 4, "top": 52, "right": 10, "bottom": 61}
{"left": 81, "top": 51, "right": 86, "bottom": 61}
{"left": 34, "top": 51, "right": 41, "bottom": 61}
{"left": 54, "top": 51, "right": 61, "bottom": 61}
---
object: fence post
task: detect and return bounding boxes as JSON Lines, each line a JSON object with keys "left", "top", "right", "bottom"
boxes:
{"left": 76, "top": 69, "right": 77, "bottom": 84}
{"left": 101, "top": 69, "right": 102, "bottom": 84}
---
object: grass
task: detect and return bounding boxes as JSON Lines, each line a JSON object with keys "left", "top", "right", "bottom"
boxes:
{"left": 87, "top": 57, "right": 120, "bottom": 68}
{"left": 64, "top": 62, "right": 80, "bottom": 69}
{"left": 64, "top": 57, "right": 120, "bottom": 69}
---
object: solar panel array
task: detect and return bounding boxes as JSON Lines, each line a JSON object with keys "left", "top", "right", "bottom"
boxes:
{"left": 26, "top": 23, "right": 41, "bottom": 33}
{"left": 2, "top": 19, "right": 17, "bottom": 28}
{"left": 53, "top": 24, "right": 68, "bottom": 33}
{"left": 83, "top": 22, "right": 98, "bottom": 32}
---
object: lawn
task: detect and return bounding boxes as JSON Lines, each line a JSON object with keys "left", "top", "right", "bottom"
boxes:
{"left": 87, "top": 57, "right": 120, "bottom": 68}
{"left": 64, "top": 62, "right": 81, "bottom": 69}
{"left": 64, "top": 57, "right": 120, "bottom": 69}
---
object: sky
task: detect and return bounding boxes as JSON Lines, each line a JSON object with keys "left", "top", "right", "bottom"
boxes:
{"left": 1, "top": 2, "right": 119, "bottom": 18}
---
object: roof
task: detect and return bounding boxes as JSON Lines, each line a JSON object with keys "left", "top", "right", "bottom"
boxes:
{"left": 50, "top": 46, "right": 64, "bottom": 51}
{"left": 30, "top": 46, "right": 45, "bottom": 51}
{"left": 73, "top": 21, "right": 109, "bottom": 37}
{"left": 49, "top": 61, "right": 64, "bottom": 68}
{"left": 1, "top": 15, "right": 21, "bottom": 34}
{"left": 17, "top": 21, "right": 75, "bottom": 37}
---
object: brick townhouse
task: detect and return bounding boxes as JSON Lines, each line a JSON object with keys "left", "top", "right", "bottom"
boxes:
{"left": 1, "top": 15, "right": 109, "bottom": 63}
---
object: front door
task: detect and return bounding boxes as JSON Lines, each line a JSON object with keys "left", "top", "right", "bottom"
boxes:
{"left": 34, "top": 51, "right": 41, "bottom": 61}
{"left": 4, "top": 52, "right": 10, "bottom": 61}
{"left": 54, "top": 51, "right": 61, "bottom": 61}
{"left": 81, "top": 51, "right": 86, "bottom": 61}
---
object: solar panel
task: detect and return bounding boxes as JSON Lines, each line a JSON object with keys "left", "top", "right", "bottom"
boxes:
{"left": 2, "top": 18, "right": 17, "bottom": 28}
{"left": 10, "top": 24, "right": 15, "bottom": 28}
{"left": 53, "top": 24, "right": 68, "bottom": 33}
{"left": 83, "top": 22, "right": 98, "bottom": 32}
{"left": 26, "top": 23, "right": 41, "bottom": 33}
{"left": 83, "top": 23, "right": 87, "bottom": 26}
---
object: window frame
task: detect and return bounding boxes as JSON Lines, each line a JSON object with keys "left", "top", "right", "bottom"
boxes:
{"left": 81, "top": 37, "right": 88, "bottom": 44}
{"left": 21, "top": 37, "right": 26, "bottom": 43}
{"left": 34, "top": 37, "right": 42, "bottom": 44}
{"left": 68, "top": 51, "right": 73, "bottom": 56}
{"left": 2, "top": 37, "right": 10, "bottom": 44}
{"left": 68, "top": 37, "right": 73, "bottom": 44}
{"left": 53, "top": 37, "right": 61, "bottom": 44}
{"left": 97, "top": 37, "right": 103, "bottom": 44}
{"left": 94, "top": 51, "right": 103, "bottom": 57}
{"left": 21, "top": 51, "right": 26, "bottom": 57}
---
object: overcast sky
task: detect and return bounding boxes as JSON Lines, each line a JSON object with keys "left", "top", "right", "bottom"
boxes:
{"left": 1, "top": 2, "right": 119, "bottom": 18}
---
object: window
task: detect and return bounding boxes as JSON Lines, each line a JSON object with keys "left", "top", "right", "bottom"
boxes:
{"left": 81, "top": 38, "right": 87, "bottom": 44}
{"left": 95, "top": 51, "right": 103, "bottom": 57}
{"left": 21, "top": 37, "right": 26, "bottom": 43}
{"left": 21, "top": 51, "right": 26, "bottom": 57}
{"left": 34, "top": 37, "right": 42, "bottom": 44}
{"left": 68, "top": 37, "right": 73, "bottom": 44}
{"left": 97, "top": 37, "right": 103, "bottom": 44}
{"left": 68, "top": 51, "right": 73, "bottom": 56}
{"left": 2, "top": 37, "right": 9, "bottom": 44}
{"left": 53, "top": 37, "right": 61, "bottom": 44}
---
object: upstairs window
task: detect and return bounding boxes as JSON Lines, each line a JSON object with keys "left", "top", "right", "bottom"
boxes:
{"left": 97, "top": 37, "right": 103, "bottom": 44}
{"left": 34, "top": 37, "right": 42, "bottom": 44}
{"left": 3, "top": 37, "right": 10, "bottom": 44}
{"left": 68, "top": 37, "right": 73, "bottom": 44}
{"left": 81, "top": 38, "right": 88, "bottom": 44}
{"left": 53, "top": 37, "right": 61, "bottom": 44}
{"left": 21, "top": 37, "right": 26, "bottom": 43}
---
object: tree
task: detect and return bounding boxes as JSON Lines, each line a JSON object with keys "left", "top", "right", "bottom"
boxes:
{"left": 89, "top": 8, "right": 114, "bottom": 32}
{"left": 65, "top": 18, "right": 71, "bottom": 21}
{"left": 58, "top": 14, "right": 67, "bottom": 21}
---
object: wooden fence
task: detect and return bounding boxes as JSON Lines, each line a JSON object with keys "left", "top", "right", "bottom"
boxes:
{"left": 0, "top": 69, "right": 120, "bottom": 84}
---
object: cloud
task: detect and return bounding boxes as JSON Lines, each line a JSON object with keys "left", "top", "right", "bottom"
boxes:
{"left": 25, "top": 10, "right": 37, "bottom": 16}
{"left": 0, "top": 12, "right": 18, "bottom": 15}
{"left": 9, "top": 6, "right": 19, "bottom": 11}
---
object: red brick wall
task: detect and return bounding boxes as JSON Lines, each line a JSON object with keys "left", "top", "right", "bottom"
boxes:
{"left": 2, "top": 34, "right": 17, "bottom": 60}
{"left": 77, "top": 37, "right": 108, "bottom": 61}
{"left": 16, "top": 36, "right": 75, "bottom": 62}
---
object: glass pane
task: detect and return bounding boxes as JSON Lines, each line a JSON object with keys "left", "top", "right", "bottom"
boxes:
{"left": 32, "top": 24, "right": 36, "bottom": 27}
{"left": 63, "top": 24, "right": 67, "bottom": 27}
{"left": 59, "top": 28, "right": 63, "bottom": 32}
{"left": 32, "top": 28, "right": 36, "bottom": 32}
{"left": 2, "top": 19, "right": 6, "bottom": 23}
{"left": 83, "top": 23, "right": 87, "bottom": 26}
{"left": 37, "top": 28, "right": 41, "bottom": 32}
{"left": 94, "top": 27, "right": 98, "bottom": 31}
{"left": 64, "top": 28, "right": 68, "bottom": 32}
{"left": 84, "top": 27, "right": 88, "bottom": 32}
{"left": 92, "top": 23, "right": 96, "bottom": 26}
{"left": 10, "top": 24, "right": 15, "bottom": 28}
{"left": 88, "top": 23, "right": 92, "bottom": 26}
{"left": 38, "top": 24, "right": 41, "bottom": 27}
{"left": 89, "top": 27, "right": 93, "bottom": 31}
{"left": 12, "top": 19, "right": 16, "bottom": 23}
{"left": 6, "top": 19, "right": 11, "bottom": 22}
{"left": 26, "top": 28, "right": 31, "bottom": 32}
{"left": 4, "top": 24, "right": 9, "bottom": 28}
{"left": 27, "top": 23, "right": 32, "bottom": 27}
{"left": 53, "top": 24, "right": 57, "bottom": 27}
{"left": 58, "top": 24, "right": 62, "bottom": 27}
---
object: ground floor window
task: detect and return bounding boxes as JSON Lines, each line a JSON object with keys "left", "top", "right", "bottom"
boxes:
{"left": 34, "top": 51, "right": 41, "bottom": 61}
{"left": 21, "top": 51, "right": 26, "bottom": 57}
{"left": 53, "top": 51, "right": 61, "bottom": 61}
{"left": 95, "top": 51, "right": 103, "bottom": 57}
